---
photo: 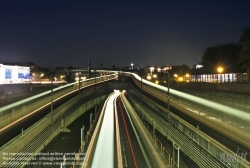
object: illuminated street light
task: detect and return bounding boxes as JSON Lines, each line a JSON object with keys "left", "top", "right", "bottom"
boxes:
{"left": 217, "top": 67, "right": 223, "bottom": 74}
{"left": 217, "top": 67, "right": 224, "bottom": 83}
{"left": 164, "top": 65, "right": 172, "bottom": 120}
{"left": 178, "top": 77, "right": 183, "bottom": 82}
{"left": 147, "top": 75, "right": 152, "bottom": 80}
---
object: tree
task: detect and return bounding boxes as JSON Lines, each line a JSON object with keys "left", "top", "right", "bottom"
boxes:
{"left": 238, "top": 27, "right": 250, "bottom": 73}
{"left": 201, "top": 43, "right": 241, "bottom": 73}
{"left": 171, "top": 64, "right": 190, "bottom": 76}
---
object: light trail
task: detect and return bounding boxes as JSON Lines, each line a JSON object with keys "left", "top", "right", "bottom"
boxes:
{"left": 91, "top": 91, "right": 120, "bottom": 168}
{"left": 121, "top": 91, "right": 166, "bottom": 168}
{"left": 118, "top": 99, "right": 138, "bottom": 168}
{"left": 0, "top": 86, "right": 79, "bottom": 132}
{"left": 0, "top": 74, "right": 117, "bottom": 112}
{"left": 131, "top": 73, "right": 250, "bottom": 122}
{"left": 0, "top": 76, "right": 116, "bottom": 132}
{"left": 114, "top": 97, "right": 123, "bottom": 168}
{"left": 82, "top": 94, "right": 111, "bottom": 168}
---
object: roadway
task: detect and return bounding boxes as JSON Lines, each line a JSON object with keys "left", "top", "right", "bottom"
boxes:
{"left": 131, "top": 76, "right": 250, "bottom": 163}
{"left": 90, "top": 91, "right": 120, "bottom": 168}
{"left": 83, "top": 90, "right": 167, "bottom": 168}
{"left": 0, "top": 81, "right": 111, "bottom": 147}
{"left": 117, "top": 96, "right": 148, "bottom": 168}
{"left": 2, "top": 73, "right": 249, "bottom": 167}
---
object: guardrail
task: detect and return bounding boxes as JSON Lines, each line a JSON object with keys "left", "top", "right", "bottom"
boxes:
{"left": 0, "top": 73, "right": 118, "bottom": 131}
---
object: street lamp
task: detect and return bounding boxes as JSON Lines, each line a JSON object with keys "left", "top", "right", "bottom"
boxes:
{"left": 100, "top": 61, "right": 102, "bottom": 75}
{"left": 164, "top": 65, "right": 172, "bottom": 120}
{"left": 50, "top": 71, "right": 54, "bottom": 123}
{"left": 217, "top": 67, "right": 224, "bottom": 83}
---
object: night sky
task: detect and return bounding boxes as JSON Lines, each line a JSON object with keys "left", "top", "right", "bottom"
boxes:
{"left": 0, "top": 1, "right": 249, "bottom": 69}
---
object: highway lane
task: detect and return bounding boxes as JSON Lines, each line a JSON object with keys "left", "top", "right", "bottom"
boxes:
{"left": 131, "top": 78, "right": 250, "bottom": 163}
{"left": 117, "top": 97, "right": 142, "bottom": 168}
{"left": 0, "top": 82, "right": 112, "bottom": 147}
{"left": 83, "top": 90, "right": 151, "bottom": 168}
{"left": 91, "top": 91, "right": 121, "bottom": 168}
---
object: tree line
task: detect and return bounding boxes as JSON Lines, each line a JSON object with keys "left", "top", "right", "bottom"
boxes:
{"left": 196, "top": 27, "right": 250, "bottom": 74}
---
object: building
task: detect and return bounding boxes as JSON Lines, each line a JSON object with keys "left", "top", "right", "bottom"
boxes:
{"left": 0, "top": 63, "right": 30, "bottom": 84}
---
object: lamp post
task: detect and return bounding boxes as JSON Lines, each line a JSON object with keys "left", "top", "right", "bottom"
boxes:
{"left": 100, "top": 61, "right": 102, "bottom": 75}
{"left": 94, "top": 69, "right": 96, "bottom": 90}
{"left": 50, "top": 70, "right": 54, "bottom": 123}
{"left": 165, "top": 65, "right": 172, "bottom": 120}
{"left": 131, "top": 63, "right": 134, "bottom": 70}
{"left": 140, "top": 74, "right": 142, "bottom": 100}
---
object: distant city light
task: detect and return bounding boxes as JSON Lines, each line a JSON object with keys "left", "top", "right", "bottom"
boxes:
{"left": 178, "top": 77, "right": 183, "bottom": 82}
{"left": 150, "top": 67, "right": 155, "bottom": 76}
{"left": 196, "top": 65, "right": 203, "bottom": 69}
{"left": 162, "top": 65, "right": 172, "bottom": 72}
{"left": 150, "top": 67, "right": 155, "bottom": 72}
{"left": 147, "top": 75, "right": 152, "bottom": 80}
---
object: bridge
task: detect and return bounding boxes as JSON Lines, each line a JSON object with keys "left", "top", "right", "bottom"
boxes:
{"left": 0, "top": 71, "right": 249, "bottom": 168}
